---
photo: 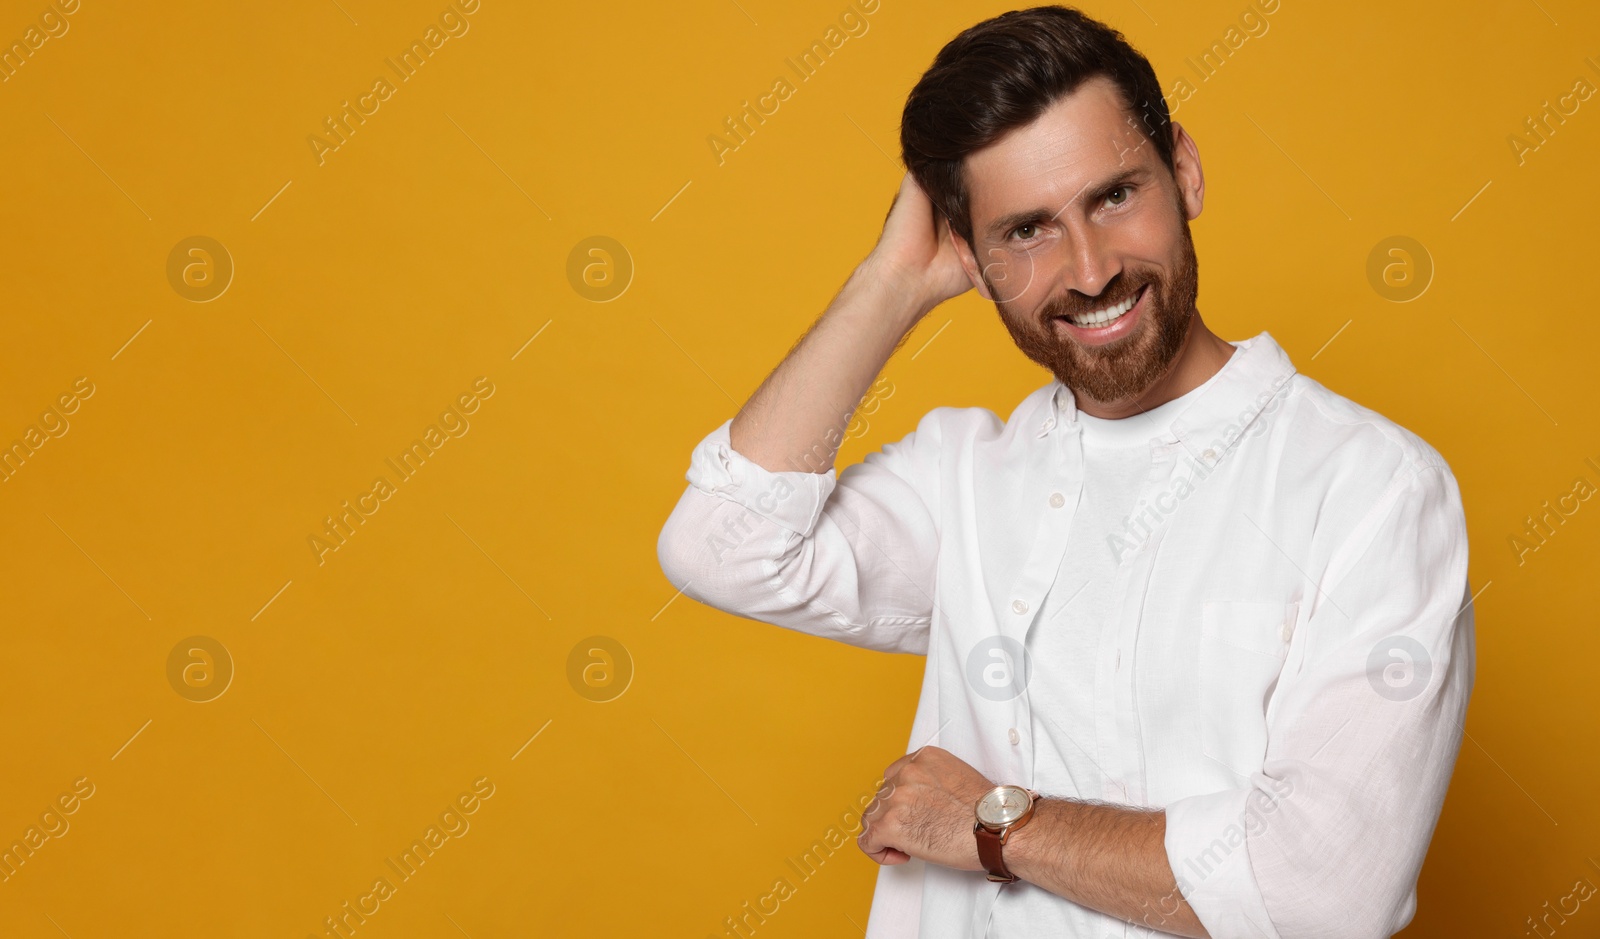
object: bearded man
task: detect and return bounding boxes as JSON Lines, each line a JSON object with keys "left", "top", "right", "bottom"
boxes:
{"left": 658, "top": 6, "right": 1474, "bottom": 937}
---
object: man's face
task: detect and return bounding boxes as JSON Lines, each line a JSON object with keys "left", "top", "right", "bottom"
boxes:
{"left": 957, "top": 76, "right": 1200, "bottom": 406}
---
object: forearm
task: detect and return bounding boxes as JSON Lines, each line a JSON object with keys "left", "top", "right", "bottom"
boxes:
{"left": 1005, "top": 798, "right": 1210, "bottom": 938}
{"left": 729, "top": 258, "right": 926, "bottom": 474}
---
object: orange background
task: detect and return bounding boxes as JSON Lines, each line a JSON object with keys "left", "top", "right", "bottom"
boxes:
{"left": 1, "top": 0, "right": 1596, "bottom": 935}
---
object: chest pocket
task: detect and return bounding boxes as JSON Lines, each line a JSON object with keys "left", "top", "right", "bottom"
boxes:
{"left": 1197, "top": 599, "right": 1299, "bottom": 780}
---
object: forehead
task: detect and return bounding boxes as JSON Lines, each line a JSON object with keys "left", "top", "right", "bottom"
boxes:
{"left": 963, "top": 75, "right": 1153, "bottom": 231}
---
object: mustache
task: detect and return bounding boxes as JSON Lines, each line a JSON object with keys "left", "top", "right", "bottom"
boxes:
{"left": 1040, "top": 278, "right": 1149, "bottom": 322}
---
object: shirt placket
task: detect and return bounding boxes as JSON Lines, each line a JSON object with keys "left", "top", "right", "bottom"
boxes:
{"left": 974, "top": 415, "right": 1086, "bottom": 939}
{"left": 1010, "top": 420, "right": 1085, "bottom": 790}
{"left": 1093, "top": 438, "right": 1183, "bottom": 807}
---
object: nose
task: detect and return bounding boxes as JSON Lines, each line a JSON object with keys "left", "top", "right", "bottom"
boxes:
{"left": 1061, "top": 219, "right": 1123, "bottom": 301}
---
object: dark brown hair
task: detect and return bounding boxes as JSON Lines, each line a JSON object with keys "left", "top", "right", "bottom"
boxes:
{"left": 899, "top": 5, "right": 1174, "bottom": 247}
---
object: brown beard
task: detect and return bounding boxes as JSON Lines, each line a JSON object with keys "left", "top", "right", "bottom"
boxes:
{"left": 988, "top": 210, "right": 1200, "bottom": 406}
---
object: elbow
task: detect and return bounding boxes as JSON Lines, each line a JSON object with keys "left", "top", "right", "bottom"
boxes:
{"left": 1254, "top": 838, "right": 1416, "bottom": 939}
{"left": 1284, "top": 899, "right": 1402, "bottom": 939}
{"left": 656, "top": 498, "right": 706, "bottom": 595}
{"left": 1292, "top": 903, "right": 1405, "bottom": 939}
{"left": 655, "top": 487, "right": 767, "bottom": 606}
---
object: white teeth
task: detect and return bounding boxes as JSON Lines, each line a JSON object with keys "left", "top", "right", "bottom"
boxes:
{"left": 1067, "top": 286, "right": 1142, "bottom": 328}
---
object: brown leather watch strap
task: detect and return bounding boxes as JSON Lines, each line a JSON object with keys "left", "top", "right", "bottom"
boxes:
{"left": 974, "top": 823, "right": 1017, "bottom": 883}
{"left": 974, "top": 788, "right": 1038, "bottom": 884}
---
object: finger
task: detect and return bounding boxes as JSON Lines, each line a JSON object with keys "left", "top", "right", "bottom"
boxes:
{"left": 857, "top": 817, "right": 907, "bottom": 865}
{"left": 886, "top": 745, "right": 949, "bottom": 787}
{"left": 882, "top": 747, "right": 924, "bottom": 781}
{"left": 861, "top": 792, "right": 885, "bottom": 819}
{"left": 862, "top": 776, "right": 896, "bottom": 819}
{"left": 864, "top": 846, "right": 911, "bottom": 866}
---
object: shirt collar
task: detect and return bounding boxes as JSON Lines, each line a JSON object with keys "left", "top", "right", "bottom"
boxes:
{"left": 1044, "top": 331, "right": 1298, "bottom": 465}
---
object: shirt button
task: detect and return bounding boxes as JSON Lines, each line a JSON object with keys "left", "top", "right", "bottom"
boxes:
{"left": 1202, "top": 448, "right": 1217, "bottom": 462}
{"left": 1012, "top": 599, "right": 1029, "bottom": 615}
{"left": 1008, "top": 728, "right": 1020, "bottom": 746}
{"left": 1049, "top": 492, "right": 1065, "bottom": 509}
{"left": 1281, "top": 621, "right": 1295, "bottom": 642}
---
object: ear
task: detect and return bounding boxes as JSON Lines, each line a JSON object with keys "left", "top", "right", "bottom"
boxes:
{"left": 947, "top": 221, "right": 995, "bottom": 301}
{"left": 1169, "top": 121, "right": 1204, "bottom": 221}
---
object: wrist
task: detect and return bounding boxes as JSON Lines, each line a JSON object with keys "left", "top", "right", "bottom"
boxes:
{"left": 998, "top": 795, "right": 1063, "bottom": 883}
{"left": 851, "top": 254, "right": 935, "bottom": 330}
{"left": 973, "top": 785, "right": 1043, "bottom": 883}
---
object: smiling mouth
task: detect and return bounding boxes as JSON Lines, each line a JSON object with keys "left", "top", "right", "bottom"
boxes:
{"left": 1057, "top": 284, "right": 1147, "bottom": 329}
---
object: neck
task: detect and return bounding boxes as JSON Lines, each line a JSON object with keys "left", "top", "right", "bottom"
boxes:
{"left": 1074, "top": 314, "right": 1235, "bottom": 420}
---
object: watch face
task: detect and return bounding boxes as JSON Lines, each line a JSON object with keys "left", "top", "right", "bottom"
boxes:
{"left": 976, "top": 786, "right": 1031, "bottom": 827}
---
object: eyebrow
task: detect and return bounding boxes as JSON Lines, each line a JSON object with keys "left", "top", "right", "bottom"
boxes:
{"left": 984, "top": 166, "right": 1154, "bottom": 239}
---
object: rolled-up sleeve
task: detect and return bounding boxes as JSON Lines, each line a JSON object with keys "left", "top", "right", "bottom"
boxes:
{"left": 655, "top": 412, "right": 946, "bottom": 654}
{"left": 1164, "top": 459, "right": 1474, "bottom": 938}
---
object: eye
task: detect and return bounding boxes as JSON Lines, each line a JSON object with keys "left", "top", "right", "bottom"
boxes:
{"left": 1105, "top": 186, "right": 1131, "bottom": 206}
{"left": 1011, "top": 223, "right": 1038, "bottom": 242}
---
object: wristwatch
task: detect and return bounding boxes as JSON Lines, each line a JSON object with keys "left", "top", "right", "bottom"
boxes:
{"left": 973, "top": 785, "right": 1039, "bottom": 883}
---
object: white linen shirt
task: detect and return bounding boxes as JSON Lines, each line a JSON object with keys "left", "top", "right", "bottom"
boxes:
{"left": 656, "top": 331, "right": 1475, "bottom": 939}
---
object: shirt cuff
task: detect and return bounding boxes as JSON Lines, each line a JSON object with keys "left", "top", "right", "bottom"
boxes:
{"left": 685, "top": 419, "right": 837, "bottom": 538}
{"left": 1164, "top": 785, "right": 1281, "bottom": 939}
